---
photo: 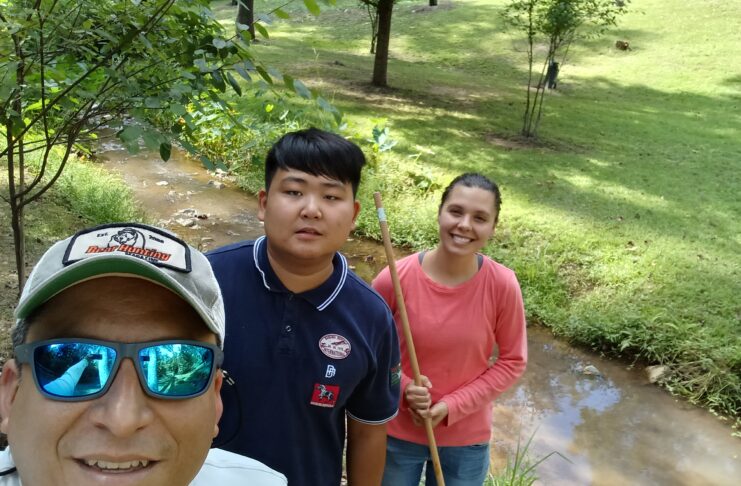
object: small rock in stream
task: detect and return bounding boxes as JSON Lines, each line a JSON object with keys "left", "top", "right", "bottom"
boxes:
{"left": 155, "top": 180, "right": 169, "bottom": 186}
{"left": 573, "top": 362, "right": 603, "bottom": 377}
{"left": 208, "top": 180, "right": 225, "bottom": 189}
{"left": 175, "top": 218, "right": 196, "bottom": 228}
{"left": 581, "top": 364, "right": 602, "bottom": 376}
{"left": 646, "top": 365, "right": 667, "bottom": 384}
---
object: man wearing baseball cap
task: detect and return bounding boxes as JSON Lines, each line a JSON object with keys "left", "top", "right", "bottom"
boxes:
{"left": 0, "top": 223, "right": 286, "bottom": 486}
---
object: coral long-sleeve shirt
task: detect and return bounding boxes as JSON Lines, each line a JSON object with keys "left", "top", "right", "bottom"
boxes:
{"left": 372, "top": 253, "right": 527, "bottom": 446}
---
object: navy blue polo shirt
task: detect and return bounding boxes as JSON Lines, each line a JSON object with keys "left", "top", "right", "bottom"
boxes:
{"left": 208, "top": 237, "right": 401, "bottom": 486}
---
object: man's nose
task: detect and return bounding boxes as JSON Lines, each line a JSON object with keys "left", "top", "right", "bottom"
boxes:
{"left": 87, "top": 359, "right": 155, "bottom": 436}
{"left": 300, "top": 194, "right": 322, "bottom": 219}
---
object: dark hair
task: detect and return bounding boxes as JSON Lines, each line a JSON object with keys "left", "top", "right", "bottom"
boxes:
{"left": 265, "top": 128, "right": 366, "bottom": 197}
{"left": 439, "top": 173, "right": 502, "bottom": 221}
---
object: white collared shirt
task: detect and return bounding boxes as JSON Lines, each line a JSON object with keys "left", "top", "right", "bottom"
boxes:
{"left": 0, "top": 447, "right": 286, "bottom": 485}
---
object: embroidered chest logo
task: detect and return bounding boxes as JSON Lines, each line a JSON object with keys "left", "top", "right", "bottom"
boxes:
{"left": 311, "top": 383, "right": 340, "bottom": 408}
{"left": 325, "top": 364, "right": 336, "bottom": 378}
{"left": 318, "top": 334, "right": 351, "bottom": 360}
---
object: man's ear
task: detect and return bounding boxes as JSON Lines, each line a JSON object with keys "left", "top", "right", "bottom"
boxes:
{"left": 351, "top": 200, "right": 361, "bottom": 230}
{"left": 211, "top": 370, "right": 224, "bottom": 439}
{"left": 257, "top": 189, "right": 268, "bottom": 222}
{"left": 0, "top": 360, "right": 21, "bottom": 434}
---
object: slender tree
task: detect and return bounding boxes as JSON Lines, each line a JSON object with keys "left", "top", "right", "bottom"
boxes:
{"left": 503, "top": 0, "right": 630, "bottom": 138}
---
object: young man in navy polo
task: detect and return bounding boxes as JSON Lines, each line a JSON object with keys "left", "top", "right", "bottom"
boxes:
{"left": 208, "top": 128, "right": 401, "bottom": 486}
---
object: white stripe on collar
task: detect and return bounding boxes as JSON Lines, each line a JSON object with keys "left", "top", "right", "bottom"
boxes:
{"left": 317, "top": 252, "right": 347, "bottom": 311}
{"left": 253, "top": 235, "right": 348, "bottom": 311}
{"left": 253, "top": 236, "right": 271, "bottom": 290}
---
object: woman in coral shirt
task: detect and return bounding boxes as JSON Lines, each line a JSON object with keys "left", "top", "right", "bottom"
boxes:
{"left": 373, "top": 173, "right": 528, "bottom": 486}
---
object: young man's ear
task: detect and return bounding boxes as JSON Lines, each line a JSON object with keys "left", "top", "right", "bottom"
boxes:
{"left": 257, "top": 189, "right": 268, "bottom": 222}
{"left": 351, "top": 200, "right": 361, "bottom": 230}
{"left": 0, "top": 360, "right": 21, "bottom": 434}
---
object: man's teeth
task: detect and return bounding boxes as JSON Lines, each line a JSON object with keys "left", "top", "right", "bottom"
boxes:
{"left": 84, "top": 459, "right": 149, "bottom": 470}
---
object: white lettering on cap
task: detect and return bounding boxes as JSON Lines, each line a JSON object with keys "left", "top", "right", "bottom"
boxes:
{"left": 63, "top": 224, "right": 191, "bottom": 272}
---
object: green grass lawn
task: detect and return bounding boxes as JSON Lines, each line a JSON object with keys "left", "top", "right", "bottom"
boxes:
{"left": 209, "top": 0, "right": 740, "bottom": 420}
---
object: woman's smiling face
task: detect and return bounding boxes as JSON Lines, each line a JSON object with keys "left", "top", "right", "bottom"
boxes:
{"left": 437, "top": 185, "right": 498, "bottom": 257}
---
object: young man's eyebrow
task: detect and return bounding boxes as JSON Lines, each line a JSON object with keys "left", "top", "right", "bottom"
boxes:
{"left": 320, "top": 179, "right": 346, "bottom": 188}
{"left": 280, "top": 175, "right": 346, "bottom": 188}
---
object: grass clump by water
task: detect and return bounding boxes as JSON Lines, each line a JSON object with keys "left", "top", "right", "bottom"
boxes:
{"left": 206, "top": 0, "right": 740, "bottom": 421}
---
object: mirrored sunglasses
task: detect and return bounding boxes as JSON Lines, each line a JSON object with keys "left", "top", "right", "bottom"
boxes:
{"left": 15, "top": 338, "right": 223, "bottom": 401}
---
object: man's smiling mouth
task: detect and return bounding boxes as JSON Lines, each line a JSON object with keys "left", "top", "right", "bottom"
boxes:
{"left": 81, "top": 458, "right": 152, "bottom": 472}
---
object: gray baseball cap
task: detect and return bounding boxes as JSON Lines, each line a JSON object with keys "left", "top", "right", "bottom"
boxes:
{"left": 15, "top": 223, "right": 225, "bottom": 347}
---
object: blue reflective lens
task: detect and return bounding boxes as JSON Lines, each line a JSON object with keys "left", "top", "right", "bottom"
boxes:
{"left": 34, "top": 343, "right": 116, "bottom": 398}
{"left": 138, "top": 344, "right": 214, "bottom": 397}
{"left": 15, "top": 339, "right": 221, "bottom": 401}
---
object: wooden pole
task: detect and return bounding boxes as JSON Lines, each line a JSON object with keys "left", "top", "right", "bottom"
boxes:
{"left": 374, "top": 192, "right": 445, "bottom": 486}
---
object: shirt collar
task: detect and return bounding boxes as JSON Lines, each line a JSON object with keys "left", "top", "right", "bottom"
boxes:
{"left": 253, "top": 236, "right": 348, "bottom": 311}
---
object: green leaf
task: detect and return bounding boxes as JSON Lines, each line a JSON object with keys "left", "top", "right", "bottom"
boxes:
{"left": 293, "top": 79, "right": 311, "bottom": 99}
{"left": 119, "top": 125, "right": 143, "bottom": 144}
{"left": 159, "top": 142, "right": 172, "bottom": 162}
{"left": 234, "top": 64, "right": 252, "bottom": 82}
{"left": 274, "top": 8, "right": 290, "bottom": 19}
{"left": 138, "top": 33, "right": 153, "bottom": 50}
{"left": 316, "top": 96, "right": 337, "bottom": 114}
{"left": 213, "top": 38, "right": 227, "bottom": 50}
{"left": 268, "top": 67, "right": 282, "bottom": 80}
{"left": 211, "top": 70, "right": 226, "bottom": 92}
{"left": 253, "top": 22, "right": 269, "bottom": 39}
{"left": 179, "top": 139, "right": 198, "bottom": 155}
{"left": 226, "top": 72, "right": 242, "bottom": 96}
{"left": 255, "top": 65, "right": 273, "bottom": 84}
{"left": 142, "top": 131, "right": 161, "bottom": 151}
{"left": 303, "top": 0, "right": 321, "bottom": 16}
{"left": 200, "top": 155, "right": 215, "bottom": 171}
{"left": 283, "top": 74, "right": 295, "bottom": 91}
{"left": 170, "top": 104, "right": 187, "bottom": 116}
{"left": 24, "top": 100, "right": 44, "bottom": 112}
{"left": 194, "top": 58, "right": 209, "bottom": 73}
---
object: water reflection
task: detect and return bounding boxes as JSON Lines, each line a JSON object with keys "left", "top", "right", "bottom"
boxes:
{"left": 492, "top": 327, "right": 739, "bottom": 485}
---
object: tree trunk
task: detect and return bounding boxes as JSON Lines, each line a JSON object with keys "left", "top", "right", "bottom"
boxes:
{"left": 6, "top": 129, "right": 26, "bottom": 293}
{"left": 372, "top": 0, "right": 394, "bottom": 87}
{"left": 236, "top": 0, "right": 255, "bottom": 40}
{"left": 429, "top": 0, "right": 438, "bottom": 6}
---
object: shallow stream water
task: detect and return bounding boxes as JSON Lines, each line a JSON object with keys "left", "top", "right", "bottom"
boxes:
{"left": 99, "top": 137, "right": 739, "bottom": 485}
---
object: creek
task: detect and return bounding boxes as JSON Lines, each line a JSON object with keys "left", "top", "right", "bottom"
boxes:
{"left": 99, "top": 137, "right": 739, "bottom": 485}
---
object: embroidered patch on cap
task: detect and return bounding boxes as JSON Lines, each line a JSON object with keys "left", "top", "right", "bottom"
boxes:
{"left": 63, "top": 223, "right": 191, "bottom": 272}
{"left": 310, "top": 383, "right": 340, "bottom": 408}
{"left": 318, "top": 334, "right": 351, "bottom": 359}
